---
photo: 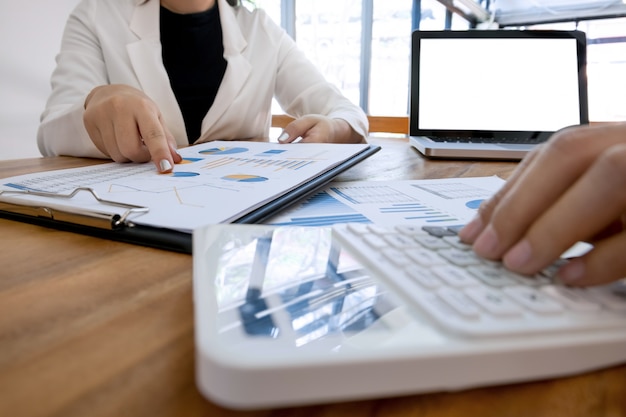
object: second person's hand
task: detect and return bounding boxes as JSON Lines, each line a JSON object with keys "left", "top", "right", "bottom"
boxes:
{"left": 277, "top": 115, "right": 365, "bottom": 144}
{"left": 83, "top": 84, "right": 182, "bottom": 172}
{"left": 459, "top": 122, "right": 626, "bottom": 287}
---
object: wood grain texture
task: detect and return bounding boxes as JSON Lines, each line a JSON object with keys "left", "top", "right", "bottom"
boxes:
{"left": 271, "top": 115, "right": 409, "bottom": 134}
{"left": 1, "top": 137, "right": 625, "bottom": 417}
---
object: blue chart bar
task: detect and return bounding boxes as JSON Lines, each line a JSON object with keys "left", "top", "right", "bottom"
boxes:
{"left": 405, "top": 214, "right": 458, "bottom": 222}
{"left": 379, "top": 203, "right": 431, "bottom": 213}
{"left": 380, "top": 203, "right": 458, "bottom": 223}
{"left": 297, "top": 191, "right": 350, "bottom": 213}
{"left": 293, "top": 160, "right": 314, "bottom": 170}
{"left": 408, "top": 216, "right": 458, "bottom": 223}
{"left": 4, "top": 183, "right": 32, "bottom": 191}
{"left": 272, "top": 214, "right": 370, "bottom": 227}
{"left": 270, "top": 192, "right": 371, "bottom": 226}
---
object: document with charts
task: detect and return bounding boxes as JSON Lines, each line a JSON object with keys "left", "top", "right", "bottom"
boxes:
{"left": 265, "top": 175, "right": 506, "bottom": 228}
{"left": 0, "top": 141, "right": 378, "bottom": 235}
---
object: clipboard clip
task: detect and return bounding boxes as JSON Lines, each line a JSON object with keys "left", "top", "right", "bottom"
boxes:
{"left": 0, "top": 187, "right": 149, "bottom": 230}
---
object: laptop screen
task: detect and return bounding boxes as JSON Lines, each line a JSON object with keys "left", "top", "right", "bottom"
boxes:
{"left": 410, "top": 30, "right": 588, "bottom": 140}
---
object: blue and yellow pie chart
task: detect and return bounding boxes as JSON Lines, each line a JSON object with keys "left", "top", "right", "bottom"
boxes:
{"left": 179, "top": 157, "right": 203, "bottom": 164}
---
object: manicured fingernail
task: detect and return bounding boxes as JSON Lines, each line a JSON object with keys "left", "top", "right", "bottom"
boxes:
{"left": 472, "top": 224, "right": 500, "bottom": 258}
{"left": 558, "top": 259, "right": 586, "bottom": 284}
{"left": 159, "top": 159, "right": 173, "bottom": 172}
{"left": 458, "top": 216, "right": 483, "bottom": 242}
{"left": 503, "top": 239, "right": 532, "bottom": 270}
{"left": 277, "top": 132, "right": 289, "bottom": 142}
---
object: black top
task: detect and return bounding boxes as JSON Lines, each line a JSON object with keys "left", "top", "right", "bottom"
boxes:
{"left": 160, "top": 4, "right": 228, "bottom": 144}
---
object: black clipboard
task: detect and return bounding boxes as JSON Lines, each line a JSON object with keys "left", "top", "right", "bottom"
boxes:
{"left": 0, "top": 145, "right": 380, "bottom": 254}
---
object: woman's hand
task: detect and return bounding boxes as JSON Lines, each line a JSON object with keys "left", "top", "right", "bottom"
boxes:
{"left": 459, "top": 122, "right": 626, "bottom": 287}
{"left": 83, "top": 84, "right": 181, "bottom": 172}
{"left": 277, "top": 115, "right": 366, "bottom": 144}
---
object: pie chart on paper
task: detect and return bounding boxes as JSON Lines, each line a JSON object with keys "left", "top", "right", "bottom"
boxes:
{"left": 465, "top": 199, "right": 483, "bottom": 210}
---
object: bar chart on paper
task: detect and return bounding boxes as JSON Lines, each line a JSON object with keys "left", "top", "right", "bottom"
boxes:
{"left": 266, "top": 176, "right": 506, "bottom": 227}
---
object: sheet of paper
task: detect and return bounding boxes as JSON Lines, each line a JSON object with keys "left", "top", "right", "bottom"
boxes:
{"left": 0, "top": 141, "right": 371, "bottom": 232}
{"left": 265, "top": 176, "right": 505, "bottom": 227}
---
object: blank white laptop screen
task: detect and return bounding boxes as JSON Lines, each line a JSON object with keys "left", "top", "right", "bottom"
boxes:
{"left": 409, "top": 30, "right": 588, "bottom": 160}
{"left": 419, "top": 38, "right": 581, "bottom": 131}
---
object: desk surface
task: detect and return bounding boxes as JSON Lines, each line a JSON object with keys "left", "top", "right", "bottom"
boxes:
{"left": 1, "top": 137, "right": 625, "bottom": 417}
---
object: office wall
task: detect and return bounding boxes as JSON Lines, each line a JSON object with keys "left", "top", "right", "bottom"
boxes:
{"left": 0, "top": 0, "right": 80, "bottom": 160}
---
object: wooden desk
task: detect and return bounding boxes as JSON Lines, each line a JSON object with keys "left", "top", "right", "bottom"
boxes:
{"left": 1, "top": 137, "right": 625, "bottom": 417}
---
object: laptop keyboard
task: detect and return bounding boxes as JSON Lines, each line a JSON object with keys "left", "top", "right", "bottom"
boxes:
{"left": 332, "top": 223, "right": 626, "bottom": 337}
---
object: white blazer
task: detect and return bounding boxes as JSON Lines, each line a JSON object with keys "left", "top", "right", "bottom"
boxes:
{"left": 37, "top": 0, "right": 368, "bottom": 158}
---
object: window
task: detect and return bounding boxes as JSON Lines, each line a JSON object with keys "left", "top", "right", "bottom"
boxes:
{"left": 494, "top": 0, "right": 626, "bottom": 27}
{"left": 255, "top": 0, "right": 467, "bottom": 117}
{"left": 493, "top": 1, "right": 626, "bottom": 122}
{"left": 517, "top": 18, "right": 626, "bottom": 122}
{"left": 255, "top": 1, "right": 625, "bottom": 122}
{"left": 295, "top": 0, "right": 363, "bottom": 107}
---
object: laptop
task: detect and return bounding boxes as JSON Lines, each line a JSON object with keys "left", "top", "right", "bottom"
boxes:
{"left": 409, "top": 30, "right": 588, "bottom": 160}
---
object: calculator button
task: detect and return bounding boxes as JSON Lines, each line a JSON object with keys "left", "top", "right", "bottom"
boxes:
{"left": 443, "top": 236, "right": 473, "bottom": 250}
{"left": 439, "top": 248, "right": 483, "bottom": 267}
{"left": 422, "top": 226, "right": 456, "bottom": 237}
{"left": 502, "top": 286, "right": 564, "bottom": 314}
{"left": 405, "top": 248, "right": 447, "bottom": 266}
{"left": 346, "top": 223, "right": 370, "bottom": 234}
{"left": 436, "top": 287, "right": 481, "bottom": 319}
{"left": 432, "top": 265, "right": 480, "bottom": 287}
{"left": 541, "top": 286, "right": 602, "bottom": 312}
{"left": 394, "top": 225, "right": 423, "bottom": 235}
{"left": 467, "top": 265, "right": 518, "bottom": 287}
{"left": 405, "top": 268, "right": 443, "bottom": 289}
{"left": 382, "top": 248, "right": 414, "bottom": 267}
{"left": 414, "top": 235, "right": 450, "bottom": 250}
{"left": 464, "top": 287, "right": 523, "bottom": 316}
{"left": 585, "top": 286, "right": 626, "bottom": 311}
{"left": 383, "top": 233, "right": 419, "bottom": 249}
{"left": 362, "top": 233, "right": 388, "bottom": 249}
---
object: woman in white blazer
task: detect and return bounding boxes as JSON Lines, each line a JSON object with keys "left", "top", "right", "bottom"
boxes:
{"left": 38, "top": 0, "right": 369, "bottom": 172}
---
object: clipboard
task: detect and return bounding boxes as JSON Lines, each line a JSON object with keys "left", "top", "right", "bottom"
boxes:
{"left": 0, "top": 143, "right": 380, "bottom": 253}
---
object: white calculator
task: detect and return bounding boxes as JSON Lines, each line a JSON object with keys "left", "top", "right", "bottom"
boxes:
{"left": 192, "top": 223, "right": 626, "bottom": 409}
